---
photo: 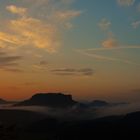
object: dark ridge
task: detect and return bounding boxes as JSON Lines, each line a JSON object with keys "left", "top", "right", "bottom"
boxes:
{"left": 23, "top": 111, "right": 140, "bottom": 140}
{"left": 0, "top": 98, "right": 14, "bottom": 104}
{"left": 0, "top": 98, "right": 7, "bottom": 104}
{"left": 14, "top": 93, "right": 77, "bottom": 108}
{"left": 89, "top": 100, "right": 110, "bottom": 107}
{"left": 0, "top": 109, "right": 46, "bottom": 126}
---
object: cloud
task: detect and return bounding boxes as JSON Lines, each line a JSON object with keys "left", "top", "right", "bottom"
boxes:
{"left": 82, "top": 46, "right": 140, "bottom": 51}
{"left": 55, "top": 10, "right": 81, "bottom": 21}
{"left": 77, "top": 49, "right": 127, "bottom": 62}
{"left": 2, "top": 68, "right": 23, "bottom": 73}
{"left": 6, "top": 5, "right": 27, "bottom": 16}
{"left": 137, "top": 3, "right": 140, "bottom": 12}
{"left": 0, "top": 1, "right": 81, "bottom": 53}
{"left": 39, "top": 60, "right": 48, "bottom": 66}
{"left": 0, "top": 51, "right": 22, "bottom": 72}
{"left": 11, "top": 17, "right": 60, "bottom": 52}
{"left": 60, "top": 0, "right": 75, "bottom": 4}
{"left": 0, "top": 32, "right": 20, "bottom": 45}
{"left": 117, "top": 0, "right": 135, "bottom": 6}
{"left": 102, "top": 38, "right": 118, "bottom": 48}
{"left": 0, "top": 54, "right": 22, "bottom": 66}
{"left": 0, "top": 13, "right": 59, "bottom": 53}
{"left": 76, "top": 45, "right": 140, "bottom": 65}
{"left": 98, "top": 18, "right": 111, "bottom": 31}
{"left": 31, "top": 60, "right": 48, "bottom": 72}
{"left": 75, "top": 32, "right": 140, "bottom": 65}
{"left": 51, "top": 68, "right": 95, "bottom": 76}
{"left": 132, "top": 20, "right": 140, "bottom": 29}
{"left": 55, "top": 10, "right": 82, "bottom": 28}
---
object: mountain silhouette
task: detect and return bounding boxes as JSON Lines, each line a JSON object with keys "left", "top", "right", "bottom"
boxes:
{"left": 15, "top": 93, "right": 77, "bottom": 108}
{"left": 87, "top": 100, "right": 128, "bottom": 108}
{"left": 88, "top": 100, "right": 110, "bottom": 107}
{"left": 0, "top": 98, "right": 9, "bottom": 104}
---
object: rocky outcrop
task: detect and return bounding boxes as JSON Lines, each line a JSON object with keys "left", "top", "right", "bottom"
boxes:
{"left": 15, "top": 93, "right": 77, "bottom": 108}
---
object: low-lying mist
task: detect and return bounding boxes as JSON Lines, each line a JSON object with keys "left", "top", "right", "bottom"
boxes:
{"left": 1, "top": 101, "right": 140, "bottom": 120}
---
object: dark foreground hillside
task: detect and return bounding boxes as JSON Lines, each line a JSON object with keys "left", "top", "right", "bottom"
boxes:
{"left": 0, "top": 109, "right": 140, "bottom": 140}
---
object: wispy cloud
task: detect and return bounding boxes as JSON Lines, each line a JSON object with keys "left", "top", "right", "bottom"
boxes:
{"left": 0, "top": 9, "right": 59, "bottom": 53}
{"left": 76, "top": 45, "right": 140, "bottom": 66}
{"left": 137, "top": 3, "right": 140, "bottom": 12}
{"left": 102, "top": 38, "right": 118, "bottom": 48}
{"left": 6, "top": 5, "right": 27, "bottom": 16}
{"left": 54, "top": 10, "right": 82, "bottom": 29}
{"left": 31, "top": 60, "right": 48, "bottom": 72}
{"left": 2, "top": 68, "right": 23, "bottom": 73}
{"left": 132, "top": 20, "right": 140, "bottom": 29}
{"left": 0, "top": 32, "right": 20, "bottom": 45}
{"left": 83, "top": 46, "right": 140, "bottom": 51}
{"left": 98, "top": 18, "right": 111, "bottom": 31}
{"left": 39, "top": 60, "right": 48, "bottom": 66}
{"left": 51, "top": 68, "right": 95, "bottom": 76}
{"left": 0, "top": 0, "right": 81, "bottom": 53}
{"left": 0, "top": 51, "right": 23, "bottom": 72}
{"left": 117, "top": 0, "right": 135, "bottom": 6}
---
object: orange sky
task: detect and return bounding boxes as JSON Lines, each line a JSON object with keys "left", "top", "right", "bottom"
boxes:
{"left": 0, "top": 0, "right": 140, "bottom": 101}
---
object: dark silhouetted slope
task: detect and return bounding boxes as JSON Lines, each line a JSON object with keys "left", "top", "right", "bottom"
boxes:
{"left": 15, "top": 93, "right": 77, "bottom": 108}
{"left": 0, "top": 98, "right": 13, "bottom": 104}
{"left": 0, "top": 98, "right": 7, "bottom": 104}
{"left": 89, "top": 100, "right": 110, "bottom": 107}
{"left": 24, "top": 111, "right": 140, "bottom": 140}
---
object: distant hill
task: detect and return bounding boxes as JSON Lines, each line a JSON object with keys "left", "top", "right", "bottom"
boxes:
{"left": 0, "top": 98, "right": 11, "bottom": 104}
{"left": 86, "top": 100, "right": 128, "bottom": 108}
{"left": 0, "top": 98, "right": 7, "bottom": 104}
{"left": 88, "top": 100, "right": 110, "bottom": 107}
{"left": 15, "top": 93, "right": 77, "bottom": 108}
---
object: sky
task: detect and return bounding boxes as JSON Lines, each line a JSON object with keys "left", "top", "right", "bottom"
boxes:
{"left": 0, "top": 0, "right": 140, "bottom": 101}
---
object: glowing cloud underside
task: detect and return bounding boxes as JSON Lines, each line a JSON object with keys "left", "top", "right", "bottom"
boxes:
{"left": 0, "top": 1, "right": 81, "bottom": 53}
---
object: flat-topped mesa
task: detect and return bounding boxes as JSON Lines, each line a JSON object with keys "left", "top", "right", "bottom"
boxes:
{"left": 15, "top": 93, "right": 77, "bottom": 108}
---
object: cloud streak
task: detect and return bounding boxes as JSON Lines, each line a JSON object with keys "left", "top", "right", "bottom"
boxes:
{"left": 98, "top": 18, "right": 111, "bottom": 31}
{"left": 117, "top": 0, "right": 135, "bottom": 6}
{"left": 83, "top": 46, "right": 140, "bottom": 51}
{"left": 6, "top": 5, "right": 27, "bottom": 16}
{"left": 132, "top": 20, "right": 140, "bottom": 29}
{"left": 0, "top": 51, "right": 22, "bottom": 72}
{"left": 102, "top": 38, "right": 118, "bottom": 48}
{"left": 76, "top": 45, "right": 140, "bottom": 66}
{"left": 51, "top": 68, "right": 95, "bottom": 76}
